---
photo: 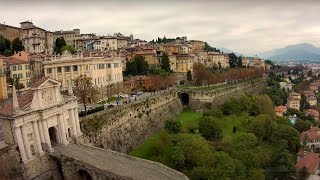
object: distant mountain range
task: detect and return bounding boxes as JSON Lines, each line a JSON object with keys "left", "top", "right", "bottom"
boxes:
{"left": 258, "top": 43, "right": 320, "bottom": 62}
{"left": 218, "top": 47, "right": 241, "bottom": 56}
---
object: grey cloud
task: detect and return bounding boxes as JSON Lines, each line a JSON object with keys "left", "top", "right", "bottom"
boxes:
{"left": 1, "top": 0, "right": 320, "bottom": 54}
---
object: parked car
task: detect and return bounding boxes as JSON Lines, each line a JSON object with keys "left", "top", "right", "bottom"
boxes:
{"left": 119, "top": 94, "right": 130, "bottom": 98}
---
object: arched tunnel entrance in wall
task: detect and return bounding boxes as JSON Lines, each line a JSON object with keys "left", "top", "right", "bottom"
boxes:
{"left": 179, "top": 92, "right": 189, "bottom": 106}
{"left": 78, "top": 169, "right": 93, "bottom": 180}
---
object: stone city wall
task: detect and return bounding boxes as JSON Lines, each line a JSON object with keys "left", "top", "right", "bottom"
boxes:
{"left": 80, "top": 78, "right": 266, "bottom": 154}
{"left": 81, "top": 92, "right": 183, "bottom": 154}
{"left": 187, "top": 78, "right": 267, "bottom": 110}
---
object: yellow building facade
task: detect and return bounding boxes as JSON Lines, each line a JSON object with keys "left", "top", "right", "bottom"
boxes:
{"left": 176, "top": 54, "right": 195, "bottom": 74}
{"left": 43, "top": 52, "right": 123, "bottom": 93}
{"left": 0, "top": 58, "right": 8, "bottom": 100}
{"left": 4, "top": 57, "right": 31, "bottom": 92}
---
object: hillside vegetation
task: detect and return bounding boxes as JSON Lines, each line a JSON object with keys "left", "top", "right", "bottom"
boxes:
{"left": 131, "top": 95, "right": 299, "bottom": 180}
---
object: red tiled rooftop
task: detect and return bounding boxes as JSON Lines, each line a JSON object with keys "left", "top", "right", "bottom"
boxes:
{"left": 275, "top": 105, "right": 287, "bottom": 112}
{"left": 306, "top": 109, "right": 320, "bottom": 117}
{"left": 4, "top": 57, "right": 29, "bottom": 65}
{"left": 301, "top": 127, "right": 320, "bottom": 141}
{"left": 295, "top": 151, "right": 320, "bottom": 174}
{"left": 0, "top": 91, "right": 33, "bottom": 117}
{"left": 31, "top": 77, "right": 49, "bottom": 88}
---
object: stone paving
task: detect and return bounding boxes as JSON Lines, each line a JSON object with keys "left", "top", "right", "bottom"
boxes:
{"left": 52, "top": 144, "right": 189, "bottom": 180}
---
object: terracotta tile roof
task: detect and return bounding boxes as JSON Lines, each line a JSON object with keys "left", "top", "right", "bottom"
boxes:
{"left": 134, "top": 51, "right": 156, "bottom": 55}
{"left": 4, "top": 57, "right": 29, "bottom": 65}
{"left": 301, "top": 127, "right": 320, "bottom": 141}
{"left": 306, "top": 109, "right": 319, "bottom": 118}
{"left": 290, "top": 92, "right": 301, "bottom": 96}
{"left": 288, "top": 97, "right": 300, "bottom": 101}
{"left": 0, "top": 91, "right": 33, "bottom": 117}
{"left": 307, "top": 95, "right": 317, "bottom": 101}
{"left": 31, "top": 77, "right": 49, "bottom": 88}
{"left": 295, "top": 151, "right": 320, "bottom": 174}
{"left": 274, "top": 106, "right": 287, "bottom": 113}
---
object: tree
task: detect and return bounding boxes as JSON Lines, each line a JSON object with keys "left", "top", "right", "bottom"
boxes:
{"left": 125, "top": 61, "right": 137, "bottom": 76}
{"left": 190, "top": 152, "right": 237, "bottom": 179}
{"left": 232, "top": 132, "right": 257, "bottom": 149}
{"left": 266, "top": 144, "right": 296, "bottom": 180}
{"left": 60, "top": 45, "right": 76, "bottom": 54}
{"left": 294, "top": 120, "right": 312, "bottom": 133}
{"left": 307, "top": 70, "right": 312, "bottom": 77}
{"left": 298, "top": 166, "right": 309, "bottom": 180}
{"left": 237, "top": 56, "right": 243, "bottom": 67}
{"left": 3, "top": 49, "right": 12, "bottom": 56}
{"left": 203, "top": 42, "right": 220, "bottom": 52}
{"left": 171, "top": 134, "right": 213, "bottom": 169}
{"left": 135, "top": 55, "right": 149, "bottom": 75}
{"left": 248, "top": 114, "right": 276, "bottom": 141}
{"left": 165, "top": 120, "right": 182, "bottom": 134}
{"left": 4, "top": 38, "right": 11, "bottom": 50}
{"left": 12, "top": 38, "right": 24, "bottom": 52}
{"left": 54, "top": 37, "right": 66, "bottom": 54}
{"left": 74, "top": 75, "right": 99, "bottom": 115}
{"left": 228, "top": 53, "right": 238, "bottom": 68}
{"left": 0, "top": 36, "right": 5, "bottom": 53}
{"left": 8, "top": 77, "right": 25, "bottom": 91}
{"left": 160, "top": 52, "right": 171, "bottom": 72}
{"left": 198, "top": 116, "right": 222, "bottom": 140}
{"left": 187, "top": 70, "right": 192, "bottom": 81}
{"left": 193, "top": 63, "right": 211, "bottom": 86}
{"left": 124, "top": 55, "right": 149, "bottom": 76}
{"left": 0, "top": 36, "right": 12, "bottom": 55}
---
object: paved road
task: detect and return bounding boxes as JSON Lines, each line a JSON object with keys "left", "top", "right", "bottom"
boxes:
{"left": 52, "top": 144, "right": 189, "bottom": 180}
{"left": 78, "top": 89, "right": 173, "bottom": 112}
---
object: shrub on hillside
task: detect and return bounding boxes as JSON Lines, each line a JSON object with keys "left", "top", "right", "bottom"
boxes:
{"left": 165, "top": 120, "right": 182, "bottom": 134}
{"left": 198, "top": 116, "right": 222, "bottom": 141}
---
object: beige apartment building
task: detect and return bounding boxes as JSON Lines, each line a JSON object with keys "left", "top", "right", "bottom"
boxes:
{"left": 93, "top": 35, "right": 129, "bottom": 51}
{"left": 195, "top": 52, "right": 229, "bottom": 68}
{"left": 20, "top": 21, "right": 54, "bottom": 54}
{"left": 4, "top": 57, "right": 31, "bottom": 92}
{"left": 287, "top": 97, "right": 300, "bottom": 110}
{"left": 207, "top": 52, "right": 230, "bottom": 68}
{"left": 53, "top": 29, "right": 80, "bottom": 47}
{"left": 168, "top": 53, "right": 177, "bottom": 72}
{"left": 0, "top": 58, "right": 8, "bottom": 100}
{"left": 0, "top": 23, "right": 21, "bottom": 42}
{"left": 189, "top": 40, "right": 205, "bottom": 51}
{"left": 43, "top": 52, "right": 123, "bottom": 97}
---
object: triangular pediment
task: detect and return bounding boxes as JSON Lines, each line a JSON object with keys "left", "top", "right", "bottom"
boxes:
{"left": 32, "top": 77, "right": 61, "bottom": 90}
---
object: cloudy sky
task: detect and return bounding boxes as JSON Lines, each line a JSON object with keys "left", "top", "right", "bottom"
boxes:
{"left": 1, "top": 0, "right": 320, "bottom": 54}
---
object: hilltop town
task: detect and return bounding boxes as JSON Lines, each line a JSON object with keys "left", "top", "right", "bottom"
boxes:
{"left": 1, "top": 20, "right": 320, "bottom": 180}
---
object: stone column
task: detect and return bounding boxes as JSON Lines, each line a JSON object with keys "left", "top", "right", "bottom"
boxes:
{"left": 69, "top": 108, "right": 77, "bottom": 136}
{"left": 32, "top": 121, "right": 43, "bottom": 154}
{"left": 42, "top": 119, "right": 52, "bottom": 152}
{"left": 58, "top": 113, "right": 68, "bottom": 145}
{"left": 74, "top": 108, "right": 82, "bottom": 135}
{"left": 21, "top": 125, "right": 32, "bottom": 159}
{"left": 37, "top": 121, "right": 45, "bottom": 149}
{"left": 14, "top": 127, "right": 27, "bottom": 162}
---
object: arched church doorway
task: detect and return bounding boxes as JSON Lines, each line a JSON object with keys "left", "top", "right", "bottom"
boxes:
{"left": 49, "top": 127, "right": 58, "bottom": 145}
{"left": 179, "top": 92, "right": 189, "bottom": 105}
{"left": 78, "top": 169, "right": 93, "bottom": 180}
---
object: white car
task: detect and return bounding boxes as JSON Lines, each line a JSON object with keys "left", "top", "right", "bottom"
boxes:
{"left": 119, "top": 94, "right": 129, "bottom": 98}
